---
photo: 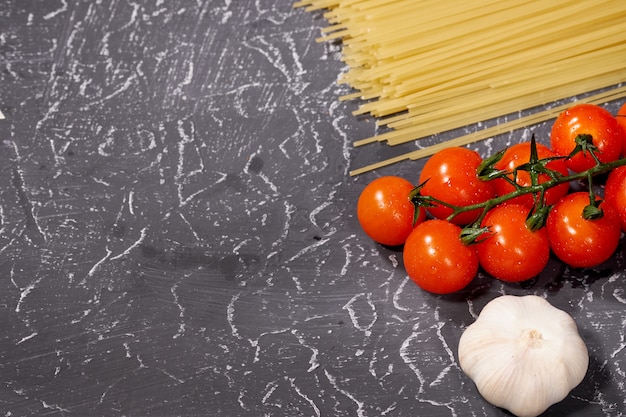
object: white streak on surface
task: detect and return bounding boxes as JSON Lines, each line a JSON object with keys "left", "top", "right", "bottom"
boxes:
{"left": 291, "top": 329, "right": 319, "bottom": 372}
{"left": 290, "top": 377, "right": 321, "bottom": 417}
{"left": 17, "top": 332, "right": 38, "bottom": 345}
{"left": 227, "top": 292, "right": 242, "bottom": 339}
{"left": 342, "top": 293, "right": 377, "bottom": 337}
{"left": 111, "top": 227, "right": 148, "bottom": 260}
{"left": 82, "top": 247, "right": 113, "bottom": 283}
{"left": 399, "top": 326, "right": 426, "bottom": 394}
{"left": 43, "top": 0, "right": 68, "bottom": 20}
{"left": 324, "top": 369, "right": 366, "bottom": 417}
{"left": 171, "top": 282, "right": 186, "bottom": 339}
{"left": 287, "top": 238, "right": 330, "bottom": 263}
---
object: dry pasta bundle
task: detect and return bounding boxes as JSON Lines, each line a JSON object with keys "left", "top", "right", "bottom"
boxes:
{"left": 293, "top": 0, "right": 626, "bottom": 175}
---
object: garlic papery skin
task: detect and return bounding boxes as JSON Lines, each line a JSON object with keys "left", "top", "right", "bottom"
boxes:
{"left": 458, "top": 295, "right": 589, "bottom": 417}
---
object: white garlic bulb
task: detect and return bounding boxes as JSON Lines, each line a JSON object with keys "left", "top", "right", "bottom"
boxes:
{"left": 458, "top": 295, "right": 589, "bottom": 417}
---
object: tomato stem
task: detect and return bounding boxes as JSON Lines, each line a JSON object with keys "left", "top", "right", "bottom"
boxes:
{"left": 412, "top": 138, "right": 626, "bottom": 242}
{"left": 463, "top": 157, "right": 625, "bottom": 217}
{"left": 583, "top": 170, "right": 604, "bottom": 220}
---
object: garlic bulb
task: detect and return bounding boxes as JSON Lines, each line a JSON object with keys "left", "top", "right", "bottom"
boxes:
{"left": 458, "top": 295, "right": 589, "bottom": 417}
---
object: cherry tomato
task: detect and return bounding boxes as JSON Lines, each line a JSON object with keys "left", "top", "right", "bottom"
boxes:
{"left": 357, "top": 176, "right": 426, "bottom": 246}
{"left": 546, "top": 192, "right": 621, "bottom": 268}
{"left": 492, "top": 141, "right": 569, "bottom": 208}
{"left": 550, "top": 104, "right": 623, "bottom": 172}
{"left": 403, "top": 219, "right": 478, "bottom": 294}
{"left": 418, "top": 147, "right": 497, "bottom": 225}
{"left": 616, "top": 102, "right": 626, "bottom": 156}
{"left": 476, "top": 203, "right": 550, "bottom": 282}
{"left": 604, "top": 165, "right": 626, "bottom": 232}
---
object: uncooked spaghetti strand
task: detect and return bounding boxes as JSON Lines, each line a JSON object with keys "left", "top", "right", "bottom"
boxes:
{"left": 327, "top": 0, "right": 606, "bottom": 71}
{"left": 349, "top": 9, "right": 625, "bottom": 116}
{"left": 357, "top": 37, "right": 626, "bottom": 124}
{"left": 390, "top": 53, "right": 626, "bottom": 133}
{"left": 393, "top": 18, "right": 625, "bottom": 100}
{"left": 295, "top": 0, "right": 626, "bottom": 172}
{"left": 384, "top": 69, "right": 626, "bottom": 146}
{"left": 322, "top": 0, "right": 620, "bottom": 105}
{"left": 388, "top": 10, "right": 625, "bottom": 100}
{"left": 371, "top": 0, "right": 581, "bottom": 64}
{"left": 349, "top": 86, "right": 626, "bottom": 175}
{"left": 385, "top": 41, "right": 626, "bottom": 130}
{"left": 338, "top": 0, "right": 515, "bottom": 53}
{"left": 353, "top": 83, "right": 626, "bottom": 148}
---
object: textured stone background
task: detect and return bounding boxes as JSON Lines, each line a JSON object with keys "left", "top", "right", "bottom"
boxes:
{"left": 0, "top": 1, "right": 625, "bottom": 416}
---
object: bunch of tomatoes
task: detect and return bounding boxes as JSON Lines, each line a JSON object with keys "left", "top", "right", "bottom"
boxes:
{"left": 357, "top": 103, "right": 626, "bottom": 294}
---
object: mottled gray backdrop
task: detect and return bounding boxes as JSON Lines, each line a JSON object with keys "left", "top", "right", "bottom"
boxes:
{"left": 0, "top": 1, "right": 625, "bottom": 416}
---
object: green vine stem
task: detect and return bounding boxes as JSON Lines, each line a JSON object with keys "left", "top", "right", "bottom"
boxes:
{"left": 410, "top": 135, "right": 626, "bottom": 244}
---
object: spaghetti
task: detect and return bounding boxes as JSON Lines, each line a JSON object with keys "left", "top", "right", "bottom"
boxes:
{"left": 294, "top": 0, "right": 626, "bottom": 175}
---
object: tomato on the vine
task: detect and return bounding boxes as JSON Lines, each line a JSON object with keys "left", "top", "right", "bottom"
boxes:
{"left": 357, "top": 176, "right": 426, "bottom": 246}
{"left": 616, "top": 102, "right": 626, "bottom": 157}
{"left": 403, "top": 219, "right": 478, "bottom": 294}
{"left": 604, "top": 165, "right": 626, "bottom": 232}
{"left": 492, "top": 141, "right": 569, "bottom": 208}
{"left": 550, "top": 103, "right": 623, "bottom": 172}
{"left": 546, "top": 192, "right": 621, "bottom": 268}
{"left": 476, "top": 203, "right": 550, "bottom": 282}
{"left": 418, "top": 147, "right": 497, "bottom": 225}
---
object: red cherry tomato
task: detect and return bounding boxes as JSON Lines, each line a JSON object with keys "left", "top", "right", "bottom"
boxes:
{"left": 492, "top": 141, "right": 569, "bottom": 208}
{"left": 550, "top": 104, "right": 623, "bottom": 172}
{"left": 476, "top": 203, "right": 550, "bottom": 282}
{"left": 616, "top": 102, "right": 626, "bottom": 157}
{"left": 403, "top": 219, "right": 478, "bottom": 294}
{"left": 546, "top": 192, "right": 621, "bottom": 268}
{"left": 418, "top": 147, "right": 497, "bottom": 225}
{"left": 604, "top": 165, "right": 626, "bottom": 232}
{"left": 357, "top": 176, "right": 426, "bottom": 246}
